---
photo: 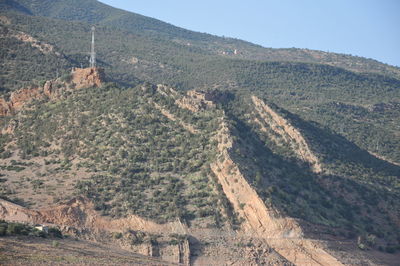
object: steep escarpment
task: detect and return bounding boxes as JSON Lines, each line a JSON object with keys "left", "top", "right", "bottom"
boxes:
{"left": 175, "top": 89, "right": 341, "bottom": 264}
{"left": 209, "top": 116, "right": 342, "bottom": 265}
{"left": 181, "top": 90, "right": 399, "bottom": 264}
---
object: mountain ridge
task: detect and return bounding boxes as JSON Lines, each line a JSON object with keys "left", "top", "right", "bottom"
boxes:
{"left": 1, "top": 0, "right": 400, "bottom": 79}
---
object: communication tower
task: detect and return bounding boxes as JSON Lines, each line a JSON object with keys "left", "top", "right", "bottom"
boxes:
{"left": 89, "top": 26, "right": 96, "bottom": 68}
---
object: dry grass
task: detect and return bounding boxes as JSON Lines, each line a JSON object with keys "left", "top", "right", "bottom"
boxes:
{"left": 0, "top": 236, "right": 177, "bottom": 265}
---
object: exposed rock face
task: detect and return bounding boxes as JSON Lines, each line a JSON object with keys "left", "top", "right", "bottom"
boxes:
{"left": 0, "top": 86, "right": 46, "bottom": 116}
{"left": 71, "top": 67, "right": 105, "bottom": 89}
{"left": 211, "top": 119, "right": 303, "bottom": 238}
{"left": 13, "top": 31, "right": 61, "bottom": 56}
{"left": 175, "top": 93, "right": 330, "bottom": 264}
{"left": 152, "top": 101, "right": 198, "bottom": 134}
{"left": 0, "top": 67, "right": 104, "bottom": 117}
{"left": 252, "top": 96, "right": 322, "bottom": 173}
{"left": 0, "top": 23, "right": 61, "bottom": 56}
{"left": 210, "top": 115, "right": 342, "bottom": 265}
{"left": 10, "top": 198, "right": 185, "bottom": 234}
{"left": 176, "top": 89, "right": 231, "bottom": 112}
{"left": 0, "top": 199, "right": 37, "bottom": 223}
{"left": 176, "top": 90, "right": 216, "bottom": 112}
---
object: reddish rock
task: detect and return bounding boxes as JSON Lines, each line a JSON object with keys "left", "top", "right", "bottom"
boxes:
{"left": 0, "top": 98, "right": 12, "bottom": 116}
{"left": 0, "top": 67, "right": 104, "bottom": 117}
{"left": 71, "top": 67, "right": 105, "bottom": 89}
{"left": 9, "top": 86, "right": 43, "bottom": 110}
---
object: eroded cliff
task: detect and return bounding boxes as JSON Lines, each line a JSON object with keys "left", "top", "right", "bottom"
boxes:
{"left": 210, "top": 115, "right": 342, "bottom": 265}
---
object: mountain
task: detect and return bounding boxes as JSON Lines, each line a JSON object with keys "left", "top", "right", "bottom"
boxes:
{"left": 1, "top": 3, "right": 399, "bottom": 164}
{"left": 0, "top": 0, "right": 400, "bottom": 264}
{"left": 0, "top": 69, "right": 399, "bottom": 264}
{"left": 2, "top": 0, "right": 400, "bottom": 79}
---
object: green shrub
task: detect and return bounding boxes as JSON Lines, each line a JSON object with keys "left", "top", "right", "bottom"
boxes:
{"left": 6, "top": 223, "right": 24, "bottom": 235}
{"left": 48, "top": 227, "right": 62, "bottom": 238}
{"left": 113, "top": 232, "right": 123, "bottom": 239}
{"left": 385, "top": 246, "right": 397, "bottom": 253}
{"left": 0, "top": 223, "right": 6, "bottom": 236}
{"left": 60, "top": 73, "right": 72, "bottom": 83}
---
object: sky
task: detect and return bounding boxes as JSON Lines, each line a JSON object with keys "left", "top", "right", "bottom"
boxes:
{"left": 99, "top": 0, "right": 400, "bottom": 67}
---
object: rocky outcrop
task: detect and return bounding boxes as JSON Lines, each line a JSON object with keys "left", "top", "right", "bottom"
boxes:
{"left": 152, "top": 101, "right": 198, "bottom": 134}
{"left": 176, "top": 89, "right": 231, "bottom": 112}
{"left": 0, "top": 24, "right": 61, "bottom": 56}
{"left": 0, "top": 86, "right": 47, "bottom": 116}
{"left": 210, "top": 116, "right": 342, "bottom": 265}
{"left": 71, "top": 67, "right": 105, "bottom": 89}
{"left": 176, "top": 90, "right": 216, "bottom": 112}
{"left": 13, "top": 31, "right": 61, "bottom": 56}
{"left": 6, "top": 198, "right": 185, "bottom": 234}
{"left": 252, "top": 96, "right": 322, "bottom": 173}
{"left": 0, "top": 67, "right": 104, "bottom": 117}
{"left": 159, "top": 240, "right": 190, "bottom": 265}
{"left": 173, "top": 91, "right": 339, "bottom": 263}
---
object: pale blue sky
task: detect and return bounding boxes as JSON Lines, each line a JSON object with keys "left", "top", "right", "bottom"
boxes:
{"left": 100, "top": 0, "right": 400, "bottom": 67}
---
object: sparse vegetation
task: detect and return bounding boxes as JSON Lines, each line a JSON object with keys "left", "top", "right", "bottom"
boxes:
{"left": 0, "top": 220, "right": 62, "bottom": 238}
{"left": 0, "top": 0, "right": 399, "bottom": 261}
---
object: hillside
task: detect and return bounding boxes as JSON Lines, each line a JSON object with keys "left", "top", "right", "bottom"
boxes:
{"left": 0, "top": 70, "right": 399, "bottom": 264}
{"left": 1, "top": 8, "right": 400, "bottom": 166}
{"left": 0, "top": 0, "right": 400, "bottom": 264}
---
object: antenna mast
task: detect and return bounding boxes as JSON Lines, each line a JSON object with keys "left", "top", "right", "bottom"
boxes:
{"left": 89, "top": 26, "right": 96, "bottom": 68}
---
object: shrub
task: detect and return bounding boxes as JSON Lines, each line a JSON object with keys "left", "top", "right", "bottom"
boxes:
{"left": 48, "top": 227, "right": 62, "bottom": 238}
{"left": 60, "top": 73, "right": 72, "bottom": 83}
{"left": 0, "top": 223, "right": 6, "bottom": 236}
{"left": 6, "top": 223, "right": 24, "bottom": 235}
{"left": 113, "top": 232, "right": 123, "bottom": 239}
{"left": 385, "top": 246, "right": 396, "bottom": 253}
